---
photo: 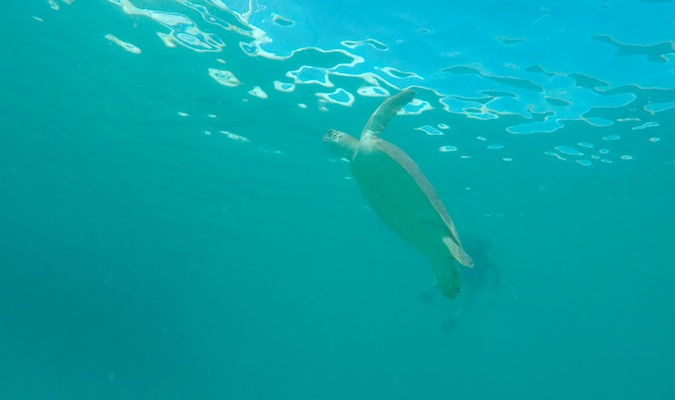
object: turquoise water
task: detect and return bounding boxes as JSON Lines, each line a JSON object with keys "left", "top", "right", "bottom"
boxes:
{"left": 1, "top": 0, "right": 674, "bottom": 399}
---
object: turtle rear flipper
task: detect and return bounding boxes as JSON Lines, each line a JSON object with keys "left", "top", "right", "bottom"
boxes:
{"left": 431, "top": 256, "right": 461, "bottom": 299}
{"left": 360, "top": 90, "right": 416, "bottom": 139}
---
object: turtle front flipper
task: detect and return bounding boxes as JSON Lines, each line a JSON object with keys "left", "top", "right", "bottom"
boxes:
{"left": 431, "top": 256, "right": 461, "bottom": 299}
{"left": 443, "top": 236, "right": 474, "bottom": 268}
{"left": 360, "top": 90, "right": 416, "bottom": 139}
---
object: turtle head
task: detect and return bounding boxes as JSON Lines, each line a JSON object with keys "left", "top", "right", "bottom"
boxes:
{"left": 323, "top": 129, "right": 360, "bottom": 160}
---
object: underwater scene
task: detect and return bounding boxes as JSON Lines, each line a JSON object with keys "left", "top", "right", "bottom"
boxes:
{"left": 1, "top": 0, "right": 674, "bottom": 399}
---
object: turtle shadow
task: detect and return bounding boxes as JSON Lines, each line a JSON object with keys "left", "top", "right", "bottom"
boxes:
{"left": 420, "top": 237, "right": 501, "bottom": 333}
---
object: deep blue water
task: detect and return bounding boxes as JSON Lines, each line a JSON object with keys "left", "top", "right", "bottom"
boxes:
{"left": 1, "top": 1, "right": 674, "bottom": 399}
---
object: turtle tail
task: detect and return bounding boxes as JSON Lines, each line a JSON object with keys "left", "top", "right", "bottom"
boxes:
{"left": 430, "top": 257, "right": 461, "bottom": 299}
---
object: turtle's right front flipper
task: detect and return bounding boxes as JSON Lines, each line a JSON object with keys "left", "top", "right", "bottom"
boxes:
{"left": 360, "top": 90, "right": 416, "bottom": 139}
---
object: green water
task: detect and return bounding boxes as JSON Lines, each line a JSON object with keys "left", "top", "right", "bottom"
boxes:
{"left": 1, "top": 1, "right": 674, "bottom": 399}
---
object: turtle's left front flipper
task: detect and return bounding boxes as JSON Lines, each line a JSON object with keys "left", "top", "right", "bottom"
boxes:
{"left": 443, "top": 236, "right": 474, "bottom": 268}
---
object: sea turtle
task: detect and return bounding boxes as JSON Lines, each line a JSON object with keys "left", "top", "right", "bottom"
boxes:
{"left": 323, "top": 90, "right": 473, "bottom": 299}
